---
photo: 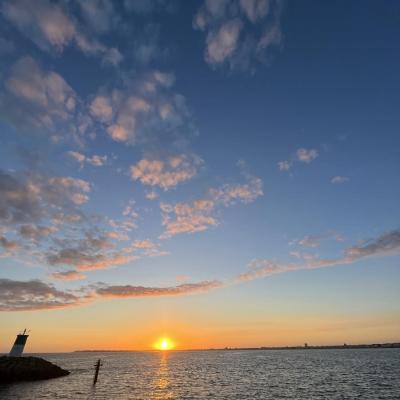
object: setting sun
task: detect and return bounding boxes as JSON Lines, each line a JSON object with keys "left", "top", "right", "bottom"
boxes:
{"left": 154, "top": 337, "right": 175, "bottom": 351}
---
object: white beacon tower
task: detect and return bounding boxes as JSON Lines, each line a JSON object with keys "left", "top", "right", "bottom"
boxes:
{"left": 9, "top": 329, "right": 29, "bottom": 357}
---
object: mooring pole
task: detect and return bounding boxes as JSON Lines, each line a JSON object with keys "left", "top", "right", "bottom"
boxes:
{"left": 93, "top": 359, "right": 102, "bottom": 385}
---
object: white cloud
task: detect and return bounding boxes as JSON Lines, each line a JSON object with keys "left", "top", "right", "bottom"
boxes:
{"left": 296, "top": 148, "right": 319, "bottom": 163}
{"left": 277, "top": 160, "right": 291, "bottom": 171}
{"left": 331, "top": 176, "right": 349, "bottom": 184}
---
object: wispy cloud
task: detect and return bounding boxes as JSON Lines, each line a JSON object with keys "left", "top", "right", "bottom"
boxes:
{"left": 2, "top": 230, "right": 399, "bottom": 311}
{"left": 96, "top": 280, "right": 222, "bottom": 298}
{"left": 50, "top": 270, "right": 86, "bottom": 281}
{"left": 238, "top": 229, "right": 400, "bottom": 282}
{"left": 0, "top": 278, "right": 222, "bottom": 311}
{"left": 290, "top": 231, "right": 344, "bottom": 249}
{"left": 193, "top": 0, "right": 283, "bottom": 71}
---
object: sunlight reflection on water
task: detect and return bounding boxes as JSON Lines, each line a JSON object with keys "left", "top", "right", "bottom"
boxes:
{"left": 0, "top": 349, "right": 399, "bottom": 399}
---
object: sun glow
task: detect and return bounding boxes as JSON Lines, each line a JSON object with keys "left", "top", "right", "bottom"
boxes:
{"left": 154, "top": 337, "right": 175, "bottom": 351}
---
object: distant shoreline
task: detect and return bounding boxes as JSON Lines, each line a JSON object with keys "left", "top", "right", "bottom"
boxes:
{"left": 74, "top": 342, "right": 400, "bottom": 352}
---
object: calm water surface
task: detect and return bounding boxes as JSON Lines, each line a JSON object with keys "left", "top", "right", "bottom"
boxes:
{"left": 0, "top": 349, "right": 399, "bottom": 399}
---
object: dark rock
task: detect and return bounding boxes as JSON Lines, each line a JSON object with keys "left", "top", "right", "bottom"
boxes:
{"left": 0, "top": 356, "right": 70, "bottom": 383}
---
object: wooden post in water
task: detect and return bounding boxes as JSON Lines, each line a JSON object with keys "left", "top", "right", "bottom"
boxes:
{"left": 93, "top": 359, "right": 102, "bottom": 385}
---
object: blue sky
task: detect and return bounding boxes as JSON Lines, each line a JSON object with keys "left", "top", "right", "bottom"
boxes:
{"left": 0, "top": 0, "right": 399, "bottom": 349}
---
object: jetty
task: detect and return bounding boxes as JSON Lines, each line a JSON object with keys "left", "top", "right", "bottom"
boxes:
{"left": 1, "top": 330, "right": 70, "bottom": 384}
{"left": 0, "top": 356, "right": 69, "bottom": 383}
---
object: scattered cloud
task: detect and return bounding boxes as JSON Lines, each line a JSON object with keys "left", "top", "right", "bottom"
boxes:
{"left": 290, "top": 231, "right": 344, "bottom": 249}
{"left": 50, "top": 270, "right": 86, "bottom": 281}
{"left": 146, "top": 190, "right": 159, "bottom": 200}
{"left": 89, "top": 71, "right": 194, "bottom": 147}
{"left": 0, "top": 279, "right": 80, "bottom": 311}
{"left": 238, "top": 229, "right": 400, "bottom": 282}
{"left": 67, "top": 151, "right": 108, "bottom": 167}
{"left": 296, "top": 148, "right": 318, "bottom": 163}
{"left": 160, "top": 172, "right": 263, "bottom": 238}
{"left": 278, "top": 147, "right": 319, "bottom": 172}
{"left": 47, "top": 248, "right": 138, "bottom": 271}
{"left": 331, "top": 176, "right": 350, "bottom": 184}
{"left": 131, "top": 239, "right": 156, "bottom": 249}
{"left": 130, "top": 154, "right": 202, "bottom": 190}
{"left": 344, "top": 230, "right": 400, "bottom": 261}
{"left": 44, "top": 231, "right": 142, "bottom": 271}
{"left": 193, "top": 0, "right": 283, "bottom": 71}
{"left": 160, "top": 199, "right": 217, "bottom": 239}
{"left": 0, "top": 236, "right": 19, "bottom": 252}
{"left": 1, "top": 229, "right": 399, "bottom": 311}
{"left": 19, "top": 224, "right": 57, "bottom": 241}
{"left": 209, "top": 174, "right": 263, "bottom": 206}
{"left": 1, "top": 0, "right": 122, "bottom": 65}
{"left": 0, "top": 169, "right": 91, "bottom": 227}
{"left": 277, "top": 160, "right": 291, "bottom": 171}
{"left": 0, "top": 56, "right": 83, "bottom": 139}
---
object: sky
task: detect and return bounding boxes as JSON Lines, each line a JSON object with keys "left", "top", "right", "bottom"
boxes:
{"left": 0, "top": 0, "right": 399, "bottom": 352}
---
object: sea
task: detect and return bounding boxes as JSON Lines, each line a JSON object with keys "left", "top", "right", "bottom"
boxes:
{"left": 0, "top": 349, "right": 399, "bottom": 399}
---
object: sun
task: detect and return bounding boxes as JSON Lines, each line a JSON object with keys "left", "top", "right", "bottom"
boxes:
{"left": 154, "top": 337, "right": 175, "bottom": 351}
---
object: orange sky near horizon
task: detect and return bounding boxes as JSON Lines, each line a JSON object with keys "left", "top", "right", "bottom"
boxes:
{"left": 1, "top": 304, "right": 399, "bottom": 353}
